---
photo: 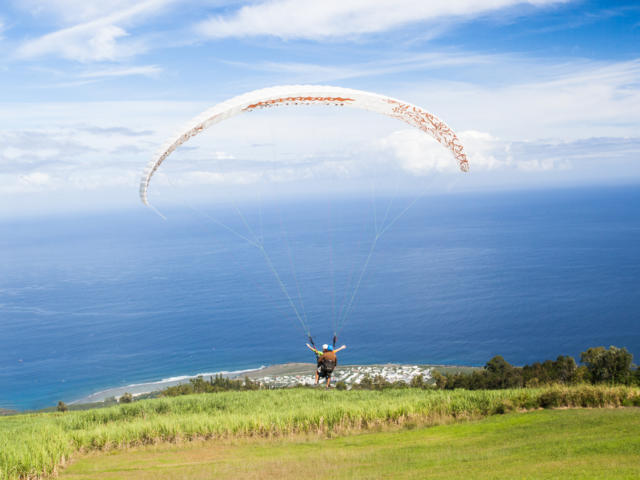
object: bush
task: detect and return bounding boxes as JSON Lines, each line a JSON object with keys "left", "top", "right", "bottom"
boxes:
{"left": 56, "top": 401, "right": 68, "bottom": 413}
{"left": 335, "top": 381, "right": 347, "bottom": 390}
{"left": 572, "top": 386, "right": 606, "bottom": 407}
{"left": 538, "top": 390, "right": 563, "bottom": 409}
{"left": 493, "top": 399, "right": 515, "bottom": 414}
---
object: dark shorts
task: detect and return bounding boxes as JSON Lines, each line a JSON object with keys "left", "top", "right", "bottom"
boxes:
{"left": 317, "top": 363, "right": 335, "bottom": 379}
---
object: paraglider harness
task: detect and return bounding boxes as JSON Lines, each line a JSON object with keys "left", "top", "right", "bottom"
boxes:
{"left": 317, "top": 357, "right": 336, "bottom": 379}
{"left": 309, "top": 335, "right": 337, "bottom": 378}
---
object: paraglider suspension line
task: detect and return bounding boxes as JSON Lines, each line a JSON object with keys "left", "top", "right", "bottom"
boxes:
{"left": 257, "top": 243, "right": 312, "bottom": 337}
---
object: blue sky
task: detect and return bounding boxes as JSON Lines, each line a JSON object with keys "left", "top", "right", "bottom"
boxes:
{"left": 0, "top": 0, "right": 638, "bottom": 216}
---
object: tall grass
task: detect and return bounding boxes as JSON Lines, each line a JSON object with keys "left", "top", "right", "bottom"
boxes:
{"left": 1, "top": 385, "right": 638, "bottom": 480}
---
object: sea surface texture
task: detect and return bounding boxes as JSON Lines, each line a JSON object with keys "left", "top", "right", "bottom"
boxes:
{"left": 1, "top": 186, "right": 639, "bottom": 410}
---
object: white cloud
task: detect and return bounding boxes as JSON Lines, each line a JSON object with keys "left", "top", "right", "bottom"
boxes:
{"left": 458, "top": 131, "right": 507, "bottom": 171}
{"left": 376, "top": 128, "right": 512, "bottom": 175}
{"left": 378, "top": 130, "right": 460, "bottom": 174}
{"left": 196, "top": 0, "right": 569, "bottom": 39}
{"left": 16, "top": 0, "right": 176, "bottom": 61}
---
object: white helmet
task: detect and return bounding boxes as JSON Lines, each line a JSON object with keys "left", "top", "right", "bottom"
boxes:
{"left": 322, "top": 344, "right": 329, "bottom": 350}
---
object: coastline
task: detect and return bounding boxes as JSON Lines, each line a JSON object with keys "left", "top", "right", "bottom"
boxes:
{"left": 70, "top": 365, "right": 268, "bottom": 405}
{"left": 70, "top": 363, "right": 480, "bottom": 406}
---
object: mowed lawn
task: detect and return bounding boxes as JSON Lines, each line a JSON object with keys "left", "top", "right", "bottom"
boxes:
{"left": 61, "top": 408, "right": 640, "bottom": 480}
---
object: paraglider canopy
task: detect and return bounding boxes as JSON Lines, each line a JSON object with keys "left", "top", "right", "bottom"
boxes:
{"left": 139, "top": 85, "right": 469, "bottom": 207}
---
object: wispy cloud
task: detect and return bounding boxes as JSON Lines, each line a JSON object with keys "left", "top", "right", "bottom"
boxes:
{"left": 0, "top": 126, "right": 143, "bottom": 197}
{"left": 0, "top": 121, "right": 156, "bottom": 187}
{"left": 78, "top": 65, "right": 162, "bottom": 78}
{"left": 77, "top": 125, "right": 154, "bottom": 136}
{"left": 196, "top": 0, "right": 569, "bottom": 39}
{"left": 397, "top": 58, "right": 640, "bottom": 140}
{"left": 17, "top": 0, "right": 153, "bottom": 24}
{"left": 0, "top": 130, "right": 96, "bottom": 174}
{"left": 224, "top": 51, "right": 498, "bottom": 82}
{"left": 15, "top": 0, "right": 177, "bottom": 61}
{"left": 21, "top": 64, "right": 163, "bottom": 89}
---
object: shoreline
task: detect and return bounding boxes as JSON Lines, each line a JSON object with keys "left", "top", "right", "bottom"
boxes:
{"left": 70, "top": 365, "right": 269, "bottom": 405}
{"left": 69, "top": 362, "right": 480, "bottom": 406}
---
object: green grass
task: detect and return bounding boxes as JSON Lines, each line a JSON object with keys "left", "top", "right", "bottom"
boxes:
{"left": 60, "top": 408, "right": 640, "bottom": 479}
{"left": 1, "top": 385, "right": 639, "bottom": 479}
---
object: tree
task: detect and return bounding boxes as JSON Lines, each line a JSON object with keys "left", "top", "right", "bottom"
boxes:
{"left": 580, "top": 346, "right": 633, "bottom": 384}
{"left": 410, "top": 374, "right": 426, "bottom": 389}
{"left": 484, "top": 356, "right": 522, "bottom": 389}
{"left": 119, "top": 392, "right": 133, "bottom": 403}
{"left": 574, "top": 365, "right": 590, "bottom": 383}
{"left": 431, "top": 371, "right": 447, "bottom": 389}
{"left": 431, "top": 370, "right": 447, "bottom": 390}
{"left": 243, "top": 376, "right": 260, "bottom": 390}
{"left": 554, "top": 355, "right": 578, "bottom": 383}
{"left": 485, "top": 356, "right": 510, "bottom": 376}
{"left": 581, "top": 347, "right": 607, "bottom": 382}
{"left": 57, "top": 401, "right": 68, "bottom": 413}
{"left": 357, "top": 374, "right": 373, "bottom": 390}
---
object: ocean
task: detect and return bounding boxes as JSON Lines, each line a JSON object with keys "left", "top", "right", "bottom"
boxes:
{"left": 1, "top": 185, "right": 639, "bottom": 410}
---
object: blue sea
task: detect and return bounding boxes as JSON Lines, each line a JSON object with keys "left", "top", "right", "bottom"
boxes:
{"left": 1, "top": 186, "right": 639, "bottom": 410}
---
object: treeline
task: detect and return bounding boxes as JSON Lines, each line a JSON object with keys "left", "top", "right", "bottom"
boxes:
{"left": 340, "top": 346, "right": 640, "bottom": 391}
{"left": 161, "top": 374, "right": 260, "bottom": 396}
{"left": 434, "top": 346, "right": 639, "bottom": 390}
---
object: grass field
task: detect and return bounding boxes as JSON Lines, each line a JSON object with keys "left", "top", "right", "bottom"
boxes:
{"left": 2, "top": 385, "right": 639, "bottom": 479}
{"left": 60, "top": 408, "right": 640, "bottom": 479}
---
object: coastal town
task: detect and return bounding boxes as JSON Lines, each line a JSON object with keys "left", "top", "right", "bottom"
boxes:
{"left": 245, "top": 363, "right": 434, "bottom": 388}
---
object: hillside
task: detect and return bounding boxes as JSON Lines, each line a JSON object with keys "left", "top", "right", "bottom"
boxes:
{"left": 60, "top": 408, "right": 640, "bottom": 479}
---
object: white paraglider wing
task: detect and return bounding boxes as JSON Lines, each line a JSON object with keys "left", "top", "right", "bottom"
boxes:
{"left": 140, "top": 85, "right": 469, "bottom": 206}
